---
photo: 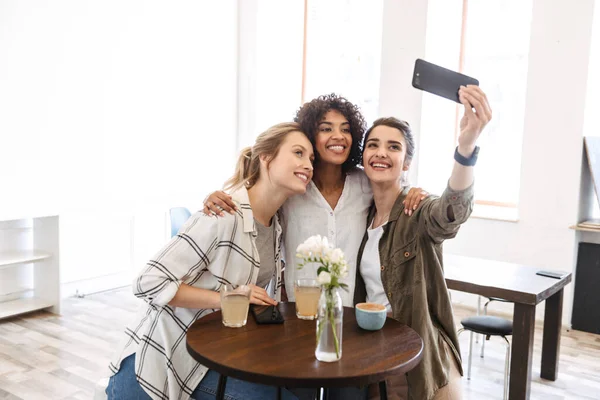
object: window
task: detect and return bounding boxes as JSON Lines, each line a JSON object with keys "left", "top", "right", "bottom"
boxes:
{"left": 418, "top": 0, "right": 533, "bottom": 216}
{"left": 302, "top": 0, "right": 384, "bottom": 125}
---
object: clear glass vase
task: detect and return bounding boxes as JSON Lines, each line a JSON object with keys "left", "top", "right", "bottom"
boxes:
{"left": 315, "top": 286, "right": 343, "bottom": 362}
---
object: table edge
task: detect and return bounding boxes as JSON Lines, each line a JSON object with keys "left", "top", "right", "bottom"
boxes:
{"left": 186, "top": 331, "right": 424, "bottom": 388}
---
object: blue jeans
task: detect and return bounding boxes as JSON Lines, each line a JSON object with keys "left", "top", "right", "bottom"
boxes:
{"left": 107, "top": 354, "right": 366, "bottom": 400}
{"left": 107, "top": 354, "right": 302, "bottom": 399}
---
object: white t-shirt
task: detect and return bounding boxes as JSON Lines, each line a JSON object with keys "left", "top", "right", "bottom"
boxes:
{"left": 359, "top": 220, "right": 391, "bottom": 312}
{"left": 281, "top": 169, "right": 373, "bottom": 307}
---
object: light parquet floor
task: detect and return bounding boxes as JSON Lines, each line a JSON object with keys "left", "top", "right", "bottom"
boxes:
{"left": 0, "top": 288, "right": 598, "bottom": 399}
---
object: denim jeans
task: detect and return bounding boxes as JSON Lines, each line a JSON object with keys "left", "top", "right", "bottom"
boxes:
{"left": 107, "top": 354, "right": 366, "bottom": 400}
{"left": 106, "top": 354, "right": 301, "bottom": 399}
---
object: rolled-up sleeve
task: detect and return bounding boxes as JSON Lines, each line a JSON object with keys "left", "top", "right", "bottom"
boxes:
{"left": 419, "top": 182, "right": 474, "bottom": 242}
{"left": 133, "top": 213, "right": 219, "bottom": 307}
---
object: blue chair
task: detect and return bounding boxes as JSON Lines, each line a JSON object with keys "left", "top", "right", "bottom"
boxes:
{"left": 169, "top": 207, "right": 192, "bottom": 238}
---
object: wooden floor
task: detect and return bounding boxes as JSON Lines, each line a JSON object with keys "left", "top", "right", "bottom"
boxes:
{"left": 0, "top": 288, "right": 599, "bottom": 399}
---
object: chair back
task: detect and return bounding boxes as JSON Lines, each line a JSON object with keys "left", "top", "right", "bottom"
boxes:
{"left": 170, "top": 207, "right": 192, "bottom": 238}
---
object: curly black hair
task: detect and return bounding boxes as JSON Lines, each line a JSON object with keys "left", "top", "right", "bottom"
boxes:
{"left": 294, "top": 93, "right": 367, "bottom": 174}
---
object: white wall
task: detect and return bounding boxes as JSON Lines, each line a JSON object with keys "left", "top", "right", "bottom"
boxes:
{"left": 0, "top": 1, "right": 238, "bottom": 295}
{"left": 378, "top": 0, "right": 429, "bottom": 186}
{"left": 379, "top": 0, "right": 597, "bottom": 325}
{"left": 237, "top": 0, "right": 304, "bottom": 150}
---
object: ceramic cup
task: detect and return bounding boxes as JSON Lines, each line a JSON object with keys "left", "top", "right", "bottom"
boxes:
{"left": 355, "top": 302, "right": 387, "bottom": 331}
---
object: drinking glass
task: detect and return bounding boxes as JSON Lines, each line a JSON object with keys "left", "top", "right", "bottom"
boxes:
{"left": 220, "top": 284, "right": 251, "bottom": 327}
{"left": 294, "top": 279, "right": 321, "bottom": 320}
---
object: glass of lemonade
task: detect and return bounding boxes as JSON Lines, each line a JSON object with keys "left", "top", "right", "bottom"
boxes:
{"left": 220, "top": 284, "right": 251, "bottom": 328}
{"left": 294, "top": 279, "right": 321, "bottom": 320}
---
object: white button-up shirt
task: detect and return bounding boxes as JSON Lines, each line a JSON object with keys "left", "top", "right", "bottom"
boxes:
{"left": 281, "top": 168, "right": 373, "bottom": 306}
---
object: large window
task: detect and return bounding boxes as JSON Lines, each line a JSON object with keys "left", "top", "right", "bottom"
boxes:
{"left": 418, "top": 0, "right": 533, "bottom": 216}
{"left": 302, "top": 0, "right": 384, "bottom": 125}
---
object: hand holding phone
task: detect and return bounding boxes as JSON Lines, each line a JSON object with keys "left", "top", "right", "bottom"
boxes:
{"left": 412, "top": 58, "right": 492, "bottom": 159}
{"left": 412, "top": 59, "right": 479, "bottom": 103}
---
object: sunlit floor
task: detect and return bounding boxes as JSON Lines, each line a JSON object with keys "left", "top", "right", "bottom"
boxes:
{"left": 0, "top": 288, "right": 598, "bottom": 399}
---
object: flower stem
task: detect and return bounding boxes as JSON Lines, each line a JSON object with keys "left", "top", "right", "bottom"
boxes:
{"left": 327, "top": 290, "right": 340, "bottom": 358}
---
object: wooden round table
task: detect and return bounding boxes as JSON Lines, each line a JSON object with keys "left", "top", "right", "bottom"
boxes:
{"left": 186, "top": 302, "right": 423, "bottom": 399}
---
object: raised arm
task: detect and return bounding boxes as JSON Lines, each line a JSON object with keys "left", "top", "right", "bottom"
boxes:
{"left": 419, "top": 85, "right": 491, "bottom": 240}
{"left": 448, "top": 85, "right": 492, "bottom": 192}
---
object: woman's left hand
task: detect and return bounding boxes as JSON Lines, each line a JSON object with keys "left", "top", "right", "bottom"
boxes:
{"left": 403, "top": 187, "right": 430, "bottom": 216}
{"left": 457, "top": 85, "right": 492, "bottom": 155}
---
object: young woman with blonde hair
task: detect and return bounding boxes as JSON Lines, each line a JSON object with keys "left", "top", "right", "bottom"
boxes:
{"left": 106, "top": 122, "right": 314, "bottom": 400}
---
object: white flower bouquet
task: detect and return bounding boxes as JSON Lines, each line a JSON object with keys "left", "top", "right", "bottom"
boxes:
{"left": 296, "top": 235, "right": 348, "bottom": 360}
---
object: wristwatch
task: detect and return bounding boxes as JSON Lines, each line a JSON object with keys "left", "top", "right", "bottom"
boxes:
{"left": 454, "top": 146, "right": 479, "bottom": 166}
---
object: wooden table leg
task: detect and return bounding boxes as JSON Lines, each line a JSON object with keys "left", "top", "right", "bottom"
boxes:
{"left": 541, "top": 289, "right": 563, "bottom": 381}
{"left": 216, "top": 374, "right": 227, "bottom": 400}
{"left": 509, "top": 303, "right": 536, "bottom": 399}
{"left": 379, "top": 380, "right": 388, "bottom": 400}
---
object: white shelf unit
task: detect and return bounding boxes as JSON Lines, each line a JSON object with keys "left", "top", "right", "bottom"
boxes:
{"left": 0, "top": 216, "right": 61, "bottom": 320}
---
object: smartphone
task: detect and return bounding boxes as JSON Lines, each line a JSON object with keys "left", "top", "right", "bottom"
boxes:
{"left": 251, "top": 304, "right": 284, "bottom": 325}
{"left": 412, "top": 59, "right": 479, "bottom": 103}
{"left": 536, "top": 270, "right": 567, "bottom": 280}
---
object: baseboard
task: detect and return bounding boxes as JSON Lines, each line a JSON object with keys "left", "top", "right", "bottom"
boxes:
{"left": 61, "top": 271, "right": 132, "bottom": 298}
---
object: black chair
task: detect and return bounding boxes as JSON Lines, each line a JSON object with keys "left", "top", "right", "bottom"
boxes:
{"left": 477, "top": 296, "right": 512, "bottom": 358}
{"left": 458, "top": 315, "right": 513, "bottom": 400}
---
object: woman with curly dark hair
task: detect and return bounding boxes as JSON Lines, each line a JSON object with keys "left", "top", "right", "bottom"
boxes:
{"left": 293, "top": 93, "right": 367, "bottom": 176}
{"left": 205, "top": 94, "right": 428, "bottom": 309}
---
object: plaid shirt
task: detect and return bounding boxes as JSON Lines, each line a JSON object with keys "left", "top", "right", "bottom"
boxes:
{"left": 109, "top": 188, "right": 283, "bottom": 400}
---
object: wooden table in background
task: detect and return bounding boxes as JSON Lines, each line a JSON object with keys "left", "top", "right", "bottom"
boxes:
{"left": 444, "top": 254, "right": 572, "bottom": 400}
{"left": 186, "top": 302, "right": 423, "bottom": 400}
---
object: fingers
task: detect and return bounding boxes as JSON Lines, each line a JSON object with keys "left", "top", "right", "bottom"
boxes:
{"left": 215, "top": 191, "right": 237, "bottom": 214}
{"left": 459, "top": 87, "right": 479, "bottom": 119}
{"left": 466, "top": 85, "right": 492, "bottom": 117}
{"left": 249, "top": 285, "right": 277, "bottom": 306}
{"left": 461, "top": 86, "right": 492, "bottom": 124}
{"left": 403, "top": 187, "right": 429, "bottom": 216}
{"left": 205, "top": 201, "right": 225, "bottom": 217}
{"left": 203, "top": 191, "right": 237, "bottom": 216}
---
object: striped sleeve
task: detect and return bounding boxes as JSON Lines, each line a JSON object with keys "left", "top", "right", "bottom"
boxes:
{"left": 133, "top": 212, "right": 219, "bottom": 307}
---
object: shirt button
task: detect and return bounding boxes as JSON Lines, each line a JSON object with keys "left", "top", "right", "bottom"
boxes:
{"left": 404, "top": 251, "right": 410, "bottom": 258}
{"left": 388, "top": 292, "right": 392, "bottom": 299}
{"left": 329, "top": 211, "right": 333, "bottom": 216}
{"left": 451, "top": 196, "right": 457, "bottom": 200}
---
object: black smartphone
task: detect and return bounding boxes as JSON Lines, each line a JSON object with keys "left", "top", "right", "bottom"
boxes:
{"left": 536, "top": 270, "right": 567, "bottom": 279}
{"left": 251, "top": 304, "right": 284, "bottom": 325}
{"left": 412, "top": 59, "right": 479, "bottom": 103}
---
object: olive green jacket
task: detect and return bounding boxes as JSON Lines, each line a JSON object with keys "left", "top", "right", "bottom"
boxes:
{"left": 354, "top": 183, "right": 474, "bottom": 400}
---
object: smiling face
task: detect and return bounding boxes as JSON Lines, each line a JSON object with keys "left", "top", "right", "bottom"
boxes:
{"left": 262, "top": 130, "right": 314, "bottom": 195}
{"left": 313, "top": 110, "right": 353, "bottom": 166}
{"left": 362, "top": 125, "right": 410, "bottom": 185}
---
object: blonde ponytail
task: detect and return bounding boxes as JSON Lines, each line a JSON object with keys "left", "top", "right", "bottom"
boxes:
{"left": 224, "top": 122, "right": 303, "bottom": 191}
{"left": 224, "top": 146, "right": 257, "bottom": 191}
